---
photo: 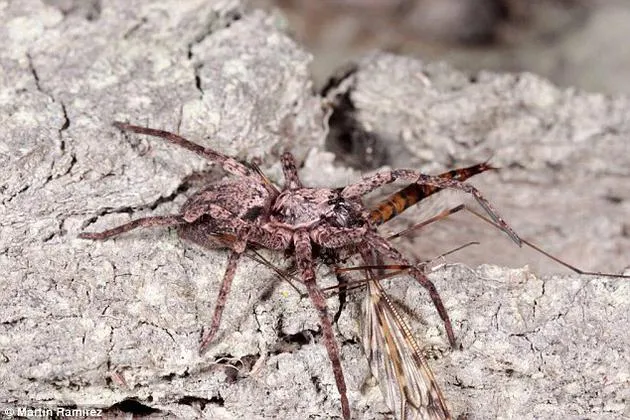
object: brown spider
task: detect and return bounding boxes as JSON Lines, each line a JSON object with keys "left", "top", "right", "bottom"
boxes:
{"left": 79, "top": 122, "right": 521, "bottom": 419}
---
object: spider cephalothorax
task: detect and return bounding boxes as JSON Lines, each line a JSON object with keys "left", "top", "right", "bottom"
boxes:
{"left": 80, "top": 122, "right": 519, "bottom": 419}
{"left": 271, "top": 187, "right": 364, "bottom": 227}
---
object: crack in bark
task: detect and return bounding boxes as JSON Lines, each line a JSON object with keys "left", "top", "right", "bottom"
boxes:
{"left": 26, "top": 53, "right": 75, "bottom": 185}
{"left": 186, "top": 8, "right": 244, "bottom": 97}
{"left": 122, "top": 16, "right": 147, "bottom": 39}
{"left": 138, "top": 320, "right": 176, "bottom": 343}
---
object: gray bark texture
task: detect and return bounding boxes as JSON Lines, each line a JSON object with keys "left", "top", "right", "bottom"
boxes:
{"left": 1, "top": 1, "right": 628, "bottom": 419}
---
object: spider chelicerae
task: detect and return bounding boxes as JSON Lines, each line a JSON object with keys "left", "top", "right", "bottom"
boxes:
{"left": 79, "top": 121, "right": 520, "bottom": 419}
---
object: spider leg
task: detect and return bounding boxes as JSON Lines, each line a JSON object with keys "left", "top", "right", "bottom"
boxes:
{"left": 342, "top": 169, "right": 521, "bottom": 246}
{"left": 113, "top": 121, "right": 256, "bottom": 179}
{"left": 294, "top": 230, "right": 350, "bottom": 420}
{"left": 80, "top": 203, "right": 237, "bottom": 240}
{"left": 311, "top": 225, "right": 367, "bottom": 248}
{"left": 181, "top": 201, "right": 239, "bottom": 223}
{"left": 199, "top": 249, "right": 242, "bottom": 353}
{"left": 190, "top": 222, "right": 294, "bottom": 347}
{"left": 281, "top": 151, "right": 303, "bottom": 189}
{"left": 78, "top": 215, "right": 186, "bottom": 240}
{"left": 365, "top": 231, "right": 457, "bottom": 347}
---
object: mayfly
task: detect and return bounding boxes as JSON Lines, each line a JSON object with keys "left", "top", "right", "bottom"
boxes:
{"left": 346, "top": 163, "right": 491, "bottom": 419}
{"left": 338, "top": 149, "right": 627, "bottom": 420}
{"left": 359, "top": 258, "right": 451, "bottom": 419}
{"left": 343, "top": 161, "right": 628, "bottom": 419}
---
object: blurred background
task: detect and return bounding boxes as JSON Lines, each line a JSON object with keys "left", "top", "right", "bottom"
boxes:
{"left": 251, "top": 0, "right": 630, "bottom": 95}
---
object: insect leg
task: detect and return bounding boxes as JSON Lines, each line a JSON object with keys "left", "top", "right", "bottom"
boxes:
{"left": 387, "top": 204, "right": 466, "bottom": 240}
{"left": 462, "top": 205, "right": 630, "bottom": 279}
{"left": 380, "top": 201, "right": 629, "bottom": 279}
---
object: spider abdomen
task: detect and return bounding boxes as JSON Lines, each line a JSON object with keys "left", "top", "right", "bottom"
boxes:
{"left": 182, "top": 180, "right": 273, "bottom": 222}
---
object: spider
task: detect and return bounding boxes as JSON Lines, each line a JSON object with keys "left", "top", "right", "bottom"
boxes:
{"left": 79, "top": 122, "right": 521, "bottom": 419}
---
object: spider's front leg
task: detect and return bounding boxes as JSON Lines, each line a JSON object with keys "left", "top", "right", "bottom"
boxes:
{"left": 194, "top": 221, "right": 292, "bottom": 353}
{"left": 294, "top": 230, "right": 351, "bottom": 420}
{"left": 341, "top": 168, "right": 521, "bottom": 246}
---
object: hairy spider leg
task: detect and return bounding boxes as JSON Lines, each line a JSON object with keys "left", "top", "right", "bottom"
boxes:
{"left": 369, "top": 162, "right": 495, "bottom": 226}
{"left": 342, "top": 168, "right": 521, "bottom": 246}
{"left": 281, "top": 151, "right": 304, "bottom": 189}
{"left": 78, "top": 215, "right": 186, "bottom": 240}
{"left": 113, "top": 122, "right": 276, "bottom": 195}
{"left": 230, "top": 224, "right": 363, "bottom": 419}
{"left": 178, "top": 220, "right": 295, "bottom": 353}
{"left": 79, "top": 204, "right": 238, "bottom": 239}
{"left": 329, "top": 163, "right": 492, "bottom": 269}
{"left": 280, "top": 153, "right": 351, "bottom": 417}
{"left": 199, "top": 250, "right": 242, "bottom": 352}
{"left": 294, "top": 230, "right": 351, "bottom": 420}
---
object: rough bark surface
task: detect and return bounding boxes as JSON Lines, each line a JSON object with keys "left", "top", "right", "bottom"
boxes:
{"left": 1, "top": 1, "right": 628, "bottom": 419}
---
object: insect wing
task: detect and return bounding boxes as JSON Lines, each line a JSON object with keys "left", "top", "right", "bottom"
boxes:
{"left": 363, "top": 280, "right": 451, "bottom": 420}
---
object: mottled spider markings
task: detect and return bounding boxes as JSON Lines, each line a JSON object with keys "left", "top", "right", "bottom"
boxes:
{"left": 79, "top": 122, "right": 520, "bottom": 419}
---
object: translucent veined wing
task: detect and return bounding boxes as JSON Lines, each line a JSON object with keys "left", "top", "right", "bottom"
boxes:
{"left": 363, "top": 278, "right": 451, "bottom": 420}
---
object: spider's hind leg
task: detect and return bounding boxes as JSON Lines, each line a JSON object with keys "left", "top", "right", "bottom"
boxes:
{"left": 199, "top": 250, "right": 242, "bottom": 353}
{"left": 79, "top": 215, "right": 186, "bottom": 240}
